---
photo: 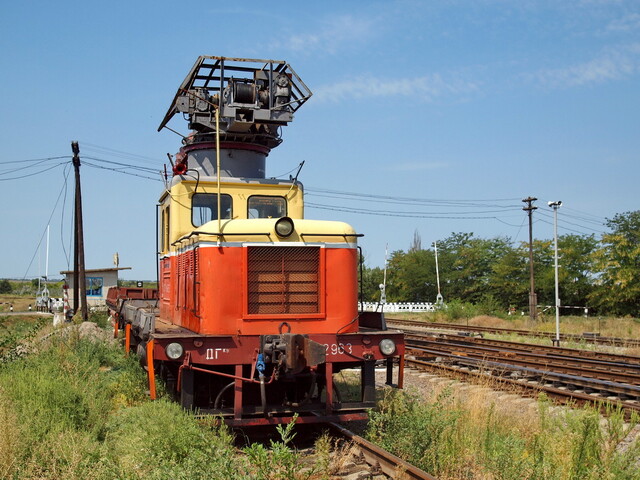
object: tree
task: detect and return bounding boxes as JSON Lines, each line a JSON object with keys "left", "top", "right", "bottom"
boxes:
{"left": 487, "top": 243, "right": 528, "bottom": 308}
{"left": 359, "top": 265, "right": 384, "bottom": 302}
{"left": 556, "top": 234, "right": 597, "bottom": 308}
{"left": 0, "top": 279, "right": 12, "bottom": 294}
{"left": 589, "top": 211, "right": 640, "bottom": 315}
{"left": 439, "top": 233, "right": 513, "bottom": 305}
{"left": 386, "top": 249, "right": 436, "bottom": 302}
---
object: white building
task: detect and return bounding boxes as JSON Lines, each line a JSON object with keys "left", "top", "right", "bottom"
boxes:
{"left": 60, "top": 267, "right": 131, "bottom": 307}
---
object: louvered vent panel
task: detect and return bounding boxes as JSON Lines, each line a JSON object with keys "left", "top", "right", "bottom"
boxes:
{"left": 248, "top": 247, "right": 320, "bottom": 314}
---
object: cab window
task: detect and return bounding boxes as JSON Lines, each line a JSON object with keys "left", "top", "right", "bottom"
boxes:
{"left": 248, "top": 196, "right": 287, "bottom": 219}
{"left": 192, "top": 193, "right": 232, "bottom": 227}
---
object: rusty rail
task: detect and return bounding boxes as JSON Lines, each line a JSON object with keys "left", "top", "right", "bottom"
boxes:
{"left": 387, "top": 317, "right": 640, "bottom": 348}
{"left": 328, "top": 422, "right": 438, "bottom": 480}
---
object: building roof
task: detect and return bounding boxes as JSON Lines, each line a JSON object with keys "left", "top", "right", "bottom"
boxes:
{"left": 59, "top": 267, "right": 132, "bottom": 274}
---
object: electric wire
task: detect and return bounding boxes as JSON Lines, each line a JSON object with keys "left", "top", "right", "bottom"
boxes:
{"left": 271, "top": 164, "right": 302, "bottom": 179}
{"left": 79, "top": 142, "right": 161, "bottom": 166}
{"left": 22, "top": 170, "right": 73, "bottom": 280}
{"left": 59, "top": 163, "right": 72, "bottom": 269}
{"left": 535, "top": 217, "right": 593, "bottom": 236}
{"left": 0, "top": 155, "right": 70, "bottom": 165}
{"left": 536, "top": 209, "right": 607, "bottom": 235}
{"left": 306, "top": 186, "right": 610, "bottom": 237}
{"left": 82, "top": 155, "right": 161, "bottom": 174}
{"left": 82, "top": 161, "right": 162, "bottom": 182}
{"left": 306, "top": 187, "right": 522, "bottom": 205}
{"left": 0, "top": 158, "right": 58, "bottom": 175}
{"left": 0, "top": 161, "right": 69, "bottom": 181}
{"left": 306, "top": 192, "right": 522, "bottom": 211}
{"left": 306, "top": 202, "right": 524, "bottom": 220}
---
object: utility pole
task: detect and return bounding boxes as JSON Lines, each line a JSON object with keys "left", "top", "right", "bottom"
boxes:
{"left": 549, "top": 201, "right": 562, "bottom": 346}
{"left": 72, "top": 141, "right": 88, "bottom": 322}
{"left": 522, "top": 196, "right": 538, "bottom": 323}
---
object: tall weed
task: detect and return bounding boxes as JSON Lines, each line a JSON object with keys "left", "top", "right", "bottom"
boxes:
{"left": 366, "top": 388, "right": 640, "bottom": 480}
{"left": 104, "top": 400, "right": 243, "bottom": 479}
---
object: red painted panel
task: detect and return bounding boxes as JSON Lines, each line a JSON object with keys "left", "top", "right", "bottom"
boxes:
{"left": 160, "top": 245, "right": 360, "bottom": 336}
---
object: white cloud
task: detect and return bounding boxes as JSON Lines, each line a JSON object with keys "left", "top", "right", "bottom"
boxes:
{"left": 606, "top": 12, "right": 640, "bottom": 32}
{"left": 313, "top": 73, "right": 480, "bottom": 103}
{"left": 526, "top": 44, "right": 640, "bottom": 88}
{"left": 281, "top": 14, "right": 377, "bottom": 55}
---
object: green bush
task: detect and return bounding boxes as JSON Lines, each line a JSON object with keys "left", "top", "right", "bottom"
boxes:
{"left": 439, "top": 299, "right": 479, "bottom": 321}
{"left": 0, "top": 280, "right": 11, "bottom": 294}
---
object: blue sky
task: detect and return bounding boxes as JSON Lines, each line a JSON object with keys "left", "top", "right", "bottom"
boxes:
{"left": 1, "top": 0, "right": 638, "bottom": 281}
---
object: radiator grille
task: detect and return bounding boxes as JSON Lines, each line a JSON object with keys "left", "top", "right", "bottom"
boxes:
{"left": 248, "top": 246, "right": 320, "bottom": 314}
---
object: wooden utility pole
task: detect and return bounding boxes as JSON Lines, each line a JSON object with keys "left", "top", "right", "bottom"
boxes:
{"left": 522, "top": 196, "right": 538, "bottom": 323}
{"left": 72, "top": 141, "right": 88, "bottom": 321}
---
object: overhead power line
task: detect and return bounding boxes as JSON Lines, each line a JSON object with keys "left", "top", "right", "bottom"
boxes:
{"left": 306, "top": 187, "right": 522, "bottom": 207}
{"left": 0, "top": 161, "right": 69, "bottom": 181}
{"left": 82, "top": 161, "right": 162, "bottom": 182}
{"left": 306, "top": 202, "right": 524, "bottom": 220}
{"left": 0, "top": 155, "right": 70, "bottom": 165}
{"left": 22, "top": 165, "right": 73, "bottom": 280}
{"left": 79, "top": 142, "right": 161, "bottom": 166}
{"left": 83, "top": 155, "right": 161, "bottom": 174}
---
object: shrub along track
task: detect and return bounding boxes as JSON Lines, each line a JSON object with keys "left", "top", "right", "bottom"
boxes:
{"left": 402, "top": 331, "right": 640, "bottom": 419}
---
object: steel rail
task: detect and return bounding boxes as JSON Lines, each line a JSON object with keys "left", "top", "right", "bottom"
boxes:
{"left": 409, "top": 345, "right": 640, "bottom": 398}
{"left": 406, "top": 336, "right": 640, "bottom": 384}
{"left": 328, "top": 422, "right": 438, "bottom": 480}
{"left": 406, "top": 357, "right": 640, "bottom": 419}
{"left": 393, "top": 325, "right": 640, "bottom": 365}
{"left": 387, "top": 318, "right": 640, "bottom": 348}
{"left": 415, "top": 332, "right": 640, "bottom": 366}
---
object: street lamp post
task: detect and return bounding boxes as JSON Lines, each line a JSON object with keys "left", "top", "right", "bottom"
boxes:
{"left": 433, "top": 241, "right": 443, "bottom": 306}
{"left": 548, "top": 201, "right": 562, "bottom": 346}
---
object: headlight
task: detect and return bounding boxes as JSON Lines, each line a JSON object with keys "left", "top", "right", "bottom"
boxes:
{"left": 275, "top": 217, "right": 294, "bottom": 238}
{"left": 379, "top": 339, "right": 396, "bottom": 356}
{"left": 165, "top": 342, "right": 184, "bottom": 360}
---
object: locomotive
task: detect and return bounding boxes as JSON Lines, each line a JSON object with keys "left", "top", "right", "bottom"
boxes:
{"left": 107, "top": 56, "right": 405, "bottom": 426}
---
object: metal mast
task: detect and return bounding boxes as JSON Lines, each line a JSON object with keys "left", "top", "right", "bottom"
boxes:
{"left": 549, "top": 201, "right": 562, "bottom": 346}
{"left": 434, "top": 241, "right": 443, "bottom": 306}
{"left": 522, "top": 196, "right": 538, "bottom": 323}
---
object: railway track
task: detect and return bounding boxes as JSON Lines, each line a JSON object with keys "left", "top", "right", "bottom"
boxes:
{"left": 402, "top": 332, "right": 640, "bottom": 418}
{"left": 327, "top": 422, "right": 437, "bottom": 479}
{"left": 244, "top": 421, "right": 437, "bottom": 479}
{"left": 387, "top": 317, "right": 640, "bottom": 348}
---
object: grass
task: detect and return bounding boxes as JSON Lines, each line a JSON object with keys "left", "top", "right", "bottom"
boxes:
{"left": 0, "top": 295, "right": 40, "bottom": 313}
{"left": 0, "top": 315, "right": 47, "bottom": 360}
{"left": 0, "top": 317, "right": 361, "bottom": 479}
{"left": 5, "top": 306, "right": 638, "bottom": 478}
{"left": 366, "top": 385, "right": 640, "bottom": 480}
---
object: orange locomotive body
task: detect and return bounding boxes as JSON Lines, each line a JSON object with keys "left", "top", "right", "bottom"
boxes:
{"left": 107, "top": 57, "right": 404, "bottom": 426}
